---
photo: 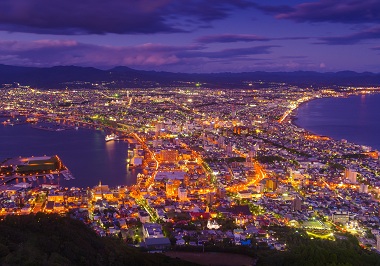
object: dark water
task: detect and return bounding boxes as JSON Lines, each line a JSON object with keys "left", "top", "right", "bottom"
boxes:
{"left": 295, "top": 93, "right": 380, "bottom": 150}
{"left": 0, "top": 123, "right": 138, "bottom": 188}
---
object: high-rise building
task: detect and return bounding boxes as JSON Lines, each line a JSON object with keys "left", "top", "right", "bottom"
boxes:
{"left": 166, "top": 180, "right": 180, "bottom": 197}
{"left": 344, "top": 168, "right": 357, "bottom": 183}
{"left": 226, "top": 142, "right": 233, "bottom": 155}
{"left": 292, "top": 196, "right": 302, "bottom": 211}
{"left": 178, "top": 187, "right": 187, "bottom": 201}
{"left": 206, "top": 192, "right": 215, "bottom": 205}
{"left": 266, "top": 179, "right": 278, "bottom": 192}
{"left": 216, "top": 187, "right": 226, "bottom": 198}
{"left": 218, "top": 136, "right": 225, "bottom": 148}
{"left": 155, "top": 122, "right": 164, "bottom": 137}
{"left": 359, "top": 183, "right": 368, "bottom": 193}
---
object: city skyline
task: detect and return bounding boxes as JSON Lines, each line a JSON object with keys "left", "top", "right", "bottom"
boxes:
{"left": 0, "top": 0, "right": 379, "bottom": 73}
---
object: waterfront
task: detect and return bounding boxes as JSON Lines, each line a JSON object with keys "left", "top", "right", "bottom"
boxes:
{"left": 295, "top": 93, "right": 380, "bottom": 151}
{"left": 0, "top": 122, "right": 138, "bottom": 188}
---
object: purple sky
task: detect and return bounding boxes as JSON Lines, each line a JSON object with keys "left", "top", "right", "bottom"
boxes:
{"left": 0, "top": 0, "right": 379, "bottom": 72}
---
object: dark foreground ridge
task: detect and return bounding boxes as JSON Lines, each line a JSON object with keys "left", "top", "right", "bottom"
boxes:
{"left": 0, "top": 214, "right": 379, "bottom": 266}
{"left": 0, "top": 213, "right": 196, "bottom": 266}
{"left": 255, "top": 226, "right": 380, "bottom": 266}
{"left": 1, "top": 64, "right": 380, "bottom": 88}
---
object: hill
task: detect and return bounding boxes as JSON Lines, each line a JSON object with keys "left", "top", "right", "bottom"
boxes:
{"left": 0, "top": 213, "right": 195, "bottom": 266}
{"left": 0, "top": 64, "right": 380, "bottom": 89}
{"left": 256, "top": 226, "right": 380, "bottom": 266}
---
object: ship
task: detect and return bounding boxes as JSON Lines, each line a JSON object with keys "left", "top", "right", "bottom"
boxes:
{"left": 105, "top": 133, "right": 118, "bottom": 142}
{"left": 61, "top": 170, "right": 75, "bottom": 180}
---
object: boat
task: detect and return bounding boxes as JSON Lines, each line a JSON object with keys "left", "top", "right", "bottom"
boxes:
{"left": 105, "top": 133, "right": 118, "bottom": 142}
{"left": 62, "top": 170, "right": 75, "bottom": 180}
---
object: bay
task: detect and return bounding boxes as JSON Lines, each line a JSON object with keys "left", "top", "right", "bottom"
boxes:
{"left": 0, "top": 122, "right": 138, "bottom": 188}
{"left": 295, "top": 93, "right": 380, "bottom": 150}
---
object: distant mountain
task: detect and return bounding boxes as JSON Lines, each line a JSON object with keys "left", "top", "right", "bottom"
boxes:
{"left": 0, "top": 64, "right": 379, "bottom": 89}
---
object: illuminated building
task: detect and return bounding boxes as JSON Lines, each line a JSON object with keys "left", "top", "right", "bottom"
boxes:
{"left": 166, "top": 179, "right": 181, "bottom": 197}
{"left": 260, "top": 178, "right": 278, "bottom": 192}
{"left": 207, "top": 220, "right": 221, "bottom": 230}
{"left": 216, "top": 187, "right": 226, "bottom": 198}
{"left": 130, "top": 156, "right": 143, "bottom": 167}
{"left": 155, "top": 122, "right": 164, "bottom": 137}
{"left": 143, "top": 223, "right": 164, "bottom": 239}
{"left": 217, "top": 136, "right": 225, "bottom": 148}
{"left": 292, "top": 196, "right": 302, "bottom": 211}
{"left": 155, "top": 170, "right": 185, "bottom": 181}
{"left": 139, "top": 211, "right": 151, "bottom": 223}
{"left": 178, "top": 187, "right": 187, "bottom": 201}
{"left": 1, "top": 155, "right": 63, "bottom": 174}
{"left": 226, "top": 142, "right": 233, "bottom": 155}
{"left": 92, "top": 182, "right": 114, "bottom": 200}
{"left": 344, "top": 168, "right": 357, "bottom": 183}
{"left": 206, "top": 192, "right": 215, "bottom": 205}
{"left": 160, "top": 149, "right": 178, "bottom": 163}
{"left": 48, "top": 193, "right": 64, "bottom": 202}
{"left": 332, "top": 211, "right": 350, "bottom": 224}
{"left": 359, "top": 183, "right": 368, "bottom": 193}
{"left": 237, "top": 190, "right": 251, "bottom": 199}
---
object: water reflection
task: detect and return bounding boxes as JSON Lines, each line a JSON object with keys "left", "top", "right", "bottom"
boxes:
{"left": 0, "top": 123, "right": 137, "bottom": 188}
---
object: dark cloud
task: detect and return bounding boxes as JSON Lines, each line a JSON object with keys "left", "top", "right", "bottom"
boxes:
{"left": 196, "top": 34, "right": 309, "bottom": 44}
{"left": 0, "top": 40, "right": 201, "bottom": 67}
{"left": 168, "top": 0, "right": 253, "bottom": 22}
{"left": 252, "top": 3, "right": 294, "bottom": 14}
{"left": 280, "top": 55, "right": 308, "bottom": 59}
{"left": 317, "top": 26, "right": 380, "bottom": 45}
{"left": 181, "top": 45, "right": 279, "bottom": 58}
{"left": 372, "top": 46, "right": 380, "bottom": 50}
{"left": 0, "top": 0, "right": 253, "bottom": 35}
{"left": 0, "top": 40, "right": 276, "bottom": 69}
{"left": 253, "top": 0, "right": 380, "bottom": 24}
{"left": 196, "top": 34, "right": 270, "bottom": 43}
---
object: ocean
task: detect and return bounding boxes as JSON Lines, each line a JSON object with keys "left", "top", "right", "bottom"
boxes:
{"left": 0, "top": 122, "right": 138, "bottom": 188}
{"left": 295, "top": 93, "right": 380, "bottom": 150}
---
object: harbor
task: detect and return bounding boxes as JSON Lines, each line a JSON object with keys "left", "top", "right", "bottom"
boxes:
{"left": 0, "top": 121, "right": 139, "bottom": 187}
{"left": 0, "top": 155, "right": 75, "bottom": 186}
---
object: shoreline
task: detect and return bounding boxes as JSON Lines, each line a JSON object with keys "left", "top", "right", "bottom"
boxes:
{"left": 289, "top": 92, "right": 380, "bottom": 150}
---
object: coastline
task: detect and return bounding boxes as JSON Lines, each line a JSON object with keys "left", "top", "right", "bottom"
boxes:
{"left": 288, "top": 95, "right": 329, "bottom": 135}
{"left": 289, "top": 92, "right": 380, "bottom": 150}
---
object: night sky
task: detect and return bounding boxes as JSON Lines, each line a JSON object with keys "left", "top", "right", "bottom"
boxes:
{"left": 0, "top": 0, "right": 379, "bottom": 73}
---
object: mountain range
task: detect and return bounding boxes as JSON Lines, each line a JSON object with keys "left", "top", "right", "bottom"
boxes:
{"left": 0, "top": 64, "right": 379, "bottom": 89}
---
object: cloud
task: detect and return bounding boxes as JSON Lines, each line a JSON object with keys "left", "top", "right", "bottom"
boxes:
{"left": 196, "top": 34, "right": 309, "bottom": 44}
{"left": 280, "top": 55, "right": 308, "bottom": 59}
{"left": 0, "top": 39, "right": 277, "bottom": 69}
{"left": 180, "top": 45, "right": 279, "bottom": 58}
{"left": 372, "top": 46, "right": 380, "bottom": 50}
{"left": 253, "top": 0, "right": 380, "bottom": 24}
{"left": 0, "top": 40, "right": 194, "bottom": 67}
{"left": 0, "top": 0, "right": 253, "bottom": 35}
{"left": 196, "top": 34, "right": 270, "bottom": 43}
{"left": 317, "top": 26, "right": 380, "bottom": 45}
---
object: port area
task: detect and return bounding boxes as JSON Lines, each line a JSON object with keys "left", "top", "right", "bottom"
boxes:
{"left": 0, "top": 155, "right": 75, "bottom": 186}
{"left": 31, "top": 122, "right": 74, "bottom": 132}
